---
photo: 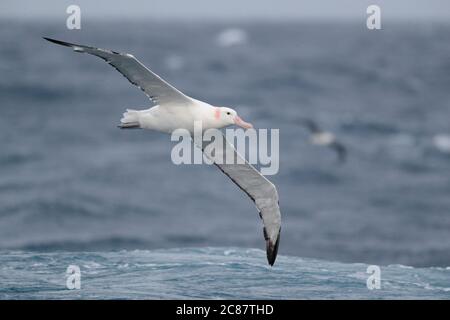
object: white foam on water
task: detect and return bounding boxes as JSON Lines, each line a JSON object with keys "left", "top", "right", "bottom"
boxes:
{"left": 432, "top": 134, "right": 450, "bottom": 153}
{"left": 216, "top": 28, "right": 248, "bottom": 47}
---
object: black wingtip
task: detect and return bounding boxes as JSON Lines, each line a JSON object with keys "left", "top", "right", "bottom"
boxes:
{"left": 117, "top": 123, "right": 141, "bottom": 129}
{"left": 43, "top": 37, "right": 74, "bottom": 47}
{"left": 266, "top": 230, "right": 281, "bottom": 266}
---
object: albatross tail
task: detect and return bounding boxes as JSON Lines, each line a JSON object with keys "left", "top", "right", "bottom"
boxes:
{"left": 119, "top": 109, "right": 141, "bottom": 129}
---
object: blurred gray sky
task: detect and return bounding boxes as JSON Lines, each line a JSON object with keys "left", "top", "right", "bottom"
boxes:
{"left": 1, "top": 0, "right": 450, "bottom": 21}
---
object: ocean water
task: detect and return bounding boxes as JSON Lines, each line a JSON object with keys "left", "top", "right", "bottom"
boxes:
{"left": 1, "top": 248, "right": 450, "bottom": 299}
{"left": 1, "top": 19, "right": 450, "bottom": 298}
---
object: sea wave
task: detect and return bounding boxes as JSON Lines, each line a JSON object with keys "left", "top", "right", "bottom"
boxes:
{"left": 1, "top": 247, "right": 449, "bottom": 299}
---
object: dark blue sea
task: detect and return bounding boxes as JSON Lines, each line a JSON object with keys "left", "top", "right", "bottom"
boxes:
{"left": 1, "top": 20, "right": 450, "bottom": 299}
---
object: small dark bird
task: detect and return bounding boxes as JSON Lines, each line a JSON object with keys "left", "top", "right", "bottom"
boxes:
{"left": 300, "top": 119, "right": 347, "bottom": 163}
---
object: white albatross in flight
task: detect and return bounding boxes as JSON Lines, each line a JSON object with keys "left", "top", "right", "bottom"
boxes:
{"left": 301, "top": 119, "right": 347, "bottom": 163}
{"left": 44, "top": 37, "right": 281, "bottom": 266}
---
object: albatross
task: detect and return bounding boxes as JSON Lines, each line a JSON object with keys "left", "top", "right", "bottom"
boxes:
{"left": 44, "top": 37, "right": 281, "bottom": 266}
{"left": 301, "top": 119, "right": 347, "bottom": 163}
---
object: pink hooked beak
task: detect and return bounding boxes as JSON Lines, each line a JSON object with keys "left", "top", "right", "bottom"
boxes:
{"left": 234, "top": 115, "right": 253, "bottom": 129}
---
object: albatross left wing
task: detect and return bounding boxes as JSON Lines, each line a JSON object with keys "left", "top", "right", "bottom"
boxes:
{"left": 202, "top": 134, "right": 281, "bottom": 266}
{"left": 330, "top": 141, "right": 347, "bottom": 163}
{"left": 43, "top": 37, "right": 192, "bottom": 107}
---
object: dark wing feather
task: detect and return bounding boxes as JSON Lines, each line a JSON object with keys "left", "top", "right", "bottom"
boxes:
{"left": 301, "top": 119, "right": 321, "bottom": 134}
{"left": 330, "top": 141, "right": 347, "bottom": 163}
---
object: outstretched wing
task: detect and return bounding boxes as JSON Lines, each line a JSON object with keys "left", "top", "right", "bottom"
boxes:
{"left": 300, "top": 119, "right": 321, "bottom": 134}
{"left": 330, "top": 141, "right": 347, "bottom": 163}
{"left": 201, "top": 134, "right": 281, "bottom": 266}
{"left": 43, "top": 37, "right": 192, "bottom": 106}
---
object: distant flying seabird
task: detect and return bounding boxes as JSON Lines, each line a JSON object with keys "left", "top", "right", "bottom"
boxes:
{"left": 44, "top": 37, "right": 281, "bottom": 266}
{"left": 301, "top": 119, "right": 347, "bottom": 163}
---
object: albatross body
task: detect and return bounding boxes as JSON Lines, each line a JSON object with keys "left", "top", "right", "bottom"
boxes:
{"left": 44, "top": 37, "right": 281, "bottom": 266}
{"left": 120, "top": 98, "right": 252, "bottom": 133}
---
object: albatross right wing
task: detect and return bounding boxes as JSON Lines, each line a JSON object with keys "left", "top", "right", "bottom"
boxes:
{"left": 43, "top": 37, "right": 192, "bottom": 107}
{"left": 330, "top": 141, "right": 347, "bottom": 163}
{"left": 202, "top": 134, "right": 281, "bottom": 266}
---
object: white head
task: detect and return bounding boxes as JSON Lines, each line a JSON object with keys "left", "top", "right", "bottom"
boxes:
{"left": 214, "top": 107, "right": 253, "bottom": 129}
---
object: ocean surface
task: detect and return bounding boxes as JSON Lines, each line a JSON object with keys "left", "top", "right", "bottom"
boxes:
{"left": 1, "top": 248, "right": 450, "bottom": 299}
{"left": 1, "top": 19, "right": 450, "bottom": 299}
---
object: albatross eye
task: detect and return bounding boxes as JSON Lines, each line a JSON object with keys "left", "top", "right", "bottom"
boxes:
{"left": 226, "top": 112, "right": 231, "bottom": 115}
